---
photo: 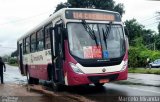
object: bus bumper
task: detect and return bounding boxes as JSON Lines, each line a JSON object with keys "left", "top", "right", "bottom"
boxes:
{"left": 66, "top": 68, "right": 128, "bottom": 86}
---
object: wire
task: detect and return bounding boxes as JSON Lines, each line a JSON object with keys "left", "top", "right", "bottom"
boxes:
{"left": 0, "top": 11, "right": 51, "bottom": 26}
{"left": 0, "top": 47, "right": 16, "bottom": 49}
{"left": 144, "top": 21, "right": 159, "bottom": 27}
{"left": 139, "top": 15, "right": 159, "bottom": 23}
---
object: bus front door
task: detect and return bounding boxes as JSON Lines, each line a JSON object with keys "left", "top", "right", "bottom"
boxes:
{"left": 50, "top": 24, "right": 64, "bottom": 85}
{"left": 18, "top": 43, "right": 24, "bottom": 75}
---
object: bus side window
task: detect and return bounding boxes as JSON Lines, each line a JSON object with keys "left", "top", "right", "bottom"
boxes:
{"left": 31, "top": 33, "right": 36, "bottom": 52}
{"left": 45, "top": 23, "right": 52, "bottom": 49}
{"left": 37, "top": 29, "right": 44, "bottom": 51}
{"left": 26, "top": 37, "right": 30, "bottom": 54}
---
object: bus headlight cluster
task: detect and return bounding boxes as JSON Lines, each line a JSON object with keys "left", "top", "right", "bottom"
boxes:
{"left": 121, "top": 60, "right": 128, "bottom": 71}
{"left": 69, "top": 62, "right": 84, "bottom": 74}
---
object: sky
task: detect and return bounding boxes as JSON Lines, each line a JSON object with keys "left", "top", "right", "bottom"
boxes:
{"left": 0, "top": 0, "right": 160, "bottom": 56}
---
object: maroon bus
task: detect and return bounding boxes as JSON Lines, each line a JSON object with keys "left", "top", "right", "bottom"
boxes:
{"left": 17, "top": 8, "right": 128, "bottom": 91}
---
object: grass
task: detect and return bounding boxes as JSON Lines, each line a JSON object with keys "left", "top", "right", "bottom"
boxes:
{"left": 128, "top": 68, "right": 160, "bottom": 75}
{"left": 8, "top": 63, "right": 18, "bottom": 67}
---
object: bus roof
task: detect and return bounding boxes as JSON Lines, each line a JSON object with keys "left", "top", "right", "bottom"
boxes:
{"left": 17, "top": 8, "right": 121, "bottom": 42}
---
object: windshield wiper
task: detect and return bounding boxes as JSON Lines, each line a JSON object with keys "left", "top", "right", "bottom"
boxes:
{"left": 81, "top": 20, "right": 98, "bottom": 47}
{"left": 102, "top": 22, "right": 113, "bottom": 49}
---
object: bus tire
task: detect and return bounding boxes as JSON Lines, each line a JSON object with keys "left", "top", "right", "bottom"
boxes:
{"left": 94, "top": 83, "right": 104, "bottom": 87}
{"left": 33, "top": 78, "right": 39, "bottom": 85}
{"left": 27, "top": 73, "right": 39, "bottom": 84}
{"left": 26, "top": 70, "right": 33, "bottom": 84}
{"left": 51, "top": 83, "right": 64, "bottom": 92}
{"left": 47, "top": 64, "right": 53, "bottom": 81}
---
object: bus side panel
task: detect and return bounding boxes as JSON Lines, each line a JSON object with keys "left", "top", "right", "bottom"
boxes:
{"left": 28, "top": 64, "right": 48, "bottom": 80}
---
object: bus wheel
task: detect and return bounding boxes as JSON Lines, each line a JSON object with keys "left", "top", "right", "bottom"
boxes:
{"left": 26, "top": 72, "right": 33, "bottom": 84}
{"left": 52, "top": 82, "right": 59, "bottom": 92}
{"left": 94, "top": 83, "right": 104, "bottom": 87}
{"left": 26, "top": 71, "right": 39, "bottom": 84}
{"left": 33, "top": 78, "right": 39, "bottom": 85}
{"left": 51, "top": 83, "right": 63, "bottom": 92}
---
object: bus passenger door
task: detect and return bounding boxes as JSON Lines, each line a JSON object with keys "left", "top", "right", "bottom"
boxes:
{"left": 18, "top": 43, "right": 24, "bottom": 75}
{"left": 50, "top": 24, "right": 64, "bottom": 84}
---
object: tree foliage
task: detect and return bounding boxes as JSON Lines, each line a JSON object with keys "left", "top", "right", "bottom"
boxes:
{"left": 125, "top": 19, "right": 144, "bottom": 46}
{"left": 124, "top": 19, "right": 156, "bottom": 48}
{"left": 55, "top": 0, "right": 125, "bottom": 16}
{"left": 11, "top": 50, "right": 17, "bottom": 57}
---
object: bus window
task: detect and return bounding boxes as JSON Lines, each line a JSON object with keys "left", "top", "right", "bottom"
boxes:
{"left": 37, "top": 29, "right": 44, "bottom": 51}
{"left": 31, "top": 33, "right": 36, "bottom": 52}
{"left": 45, "top": 23, "right": 52, "bottom": 49}
{"left": 26, "top": 37, "right": 30, "bottom": 54}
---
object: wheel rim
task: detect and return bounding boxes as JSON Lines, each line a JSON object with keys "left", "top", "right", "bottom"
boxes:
{"left": 26, "top": 71, "right": 29, "bottom": 83}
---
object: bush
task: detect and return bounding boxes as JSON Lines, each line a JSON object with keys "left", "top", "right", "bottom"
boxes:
{"left": 9, "top": 57, "right": 17, "bottom": 65}
{"left": 129, "top": 46, "right": 160, "bottom": 68}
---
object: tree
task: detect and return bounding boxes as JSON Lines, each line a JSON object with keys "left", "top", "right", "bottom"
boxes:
{"left": 125, "top": 19, "right": 156, "bottom": 48}
{"left": 55, "top": 0, "right": 125, "bottom": 16}
{"left": 11, "top": 50, "right": 17, "bottom": 57}
{"left": 55, "top": 2, "right": 71, "bottom": 12}
{"left": 125, "top": 19, "right": 144, "bottom": 46}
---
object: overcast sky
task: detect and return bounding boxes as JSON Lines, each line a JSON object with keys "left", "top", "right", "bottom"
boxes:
{"left": 0, "top": 0, "right": 159, "bottom": 56}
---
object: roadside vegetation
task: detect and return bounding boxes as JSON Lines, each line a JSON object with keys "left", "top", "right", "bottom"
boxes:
{"left": 8, "top": 57, "right": 18, "bottom": 66}
{"left": 2, "top": 55, "right": 18, "bottom": 66}
{"left": 126, "top": 19, "right": 160, "bottom": 73}
{"left": 128, "top": 68, "right": 160, "bottom": 75}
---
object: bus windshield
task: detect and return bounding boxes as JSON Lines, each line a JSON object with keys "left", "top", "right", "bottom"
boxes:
{"left": 67, "top": 23, "right": 125, "bottom": 59}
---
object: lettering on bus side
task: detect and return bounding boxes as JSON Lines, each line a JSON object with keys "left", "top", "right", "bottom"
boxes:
{"left": 45, "top": 50, "right": 51, "bottom": 56}
{"left": 31, "top": 54, "right": 43, "bottom": 62}
{"left": 24, "top": 57, "right": 28, "bottom": 63}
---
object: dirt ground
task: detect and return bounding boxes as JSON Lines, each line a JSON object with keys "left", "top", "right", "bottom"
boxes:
{"left": 0, "top": 83, "right": 93, "bottom": 102}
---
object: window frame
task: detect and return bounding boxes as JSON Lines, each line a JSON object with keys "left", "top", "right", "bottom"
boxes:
{"left": 30, "top": 33, "right": 37, "bottom": 53}
{"left": 37, "top": 28, "right": 44, "bottom": 51}
{"left": 44, "top": 23, "right": 52, "bottom": 49}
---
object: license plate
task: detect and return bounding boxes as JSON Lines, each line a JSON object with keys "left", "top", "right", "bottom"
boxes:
{"left": 99, "top": 79, "right": 109, "bottom": 83}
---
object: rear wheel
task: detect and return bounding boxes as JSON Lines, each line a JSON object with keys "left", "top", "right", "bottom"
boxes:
{"left": 26, "top": 70, "right": 39, "bottom": 85}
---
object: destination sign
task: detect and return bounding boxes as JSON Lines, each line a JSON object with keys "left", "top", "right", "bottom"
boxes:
{"left": 65, "top": 10, "right": 121, "bottom": 21}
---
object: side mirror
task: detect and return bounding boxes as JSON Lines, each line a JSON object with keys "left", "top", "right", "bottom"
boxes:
{"left": 124, "top": 27, "right": 129, "bottom": 49}
{"left": 124, "top": 27, "right": 129, "bottom": 37}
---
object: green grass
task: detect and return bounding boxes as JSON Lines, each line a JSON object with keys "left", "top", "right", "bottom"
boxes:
{"left": 8, "top": 63, "right": 18, "bottom": 67}
{"left": 128, "top": 68, "right": 160, "bottom": 75}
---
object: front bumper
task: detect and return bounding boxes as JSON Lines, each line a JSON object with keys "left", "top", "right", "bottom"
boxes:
{"left": 67, "top": 68, "right": 128, "bottom": 86}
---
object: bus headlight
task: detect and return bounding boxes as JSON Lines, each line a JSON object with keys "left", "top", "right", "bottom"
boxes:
{"left": 121, "top": 60, "right": 128, "bottom": 71}
{"left": 69, "top": 62, "right": 84, "bottom": 74}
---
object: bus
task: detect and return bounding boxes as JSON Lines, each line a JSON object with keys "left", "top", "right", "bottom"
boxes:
{"left": 17, "top": 8, "right": 128, "bottom": 90}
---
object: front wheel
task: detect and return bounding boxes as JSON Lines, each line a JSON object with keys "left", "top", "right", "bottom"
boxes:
{"left": 51, "top": 82, "right": 64, "bottom": 92}
{"left": 94, "top": 83, "right": 105, "bottom": 87}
